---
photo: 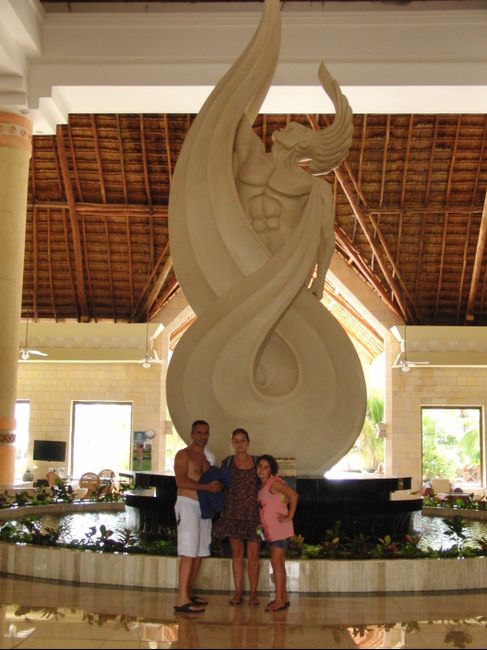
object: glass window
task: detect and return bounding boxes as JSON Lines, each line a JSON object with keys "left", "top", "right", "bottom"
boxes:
{"left": 164, "top": 418, "right": 186, "bottom": 473}
{"left": 422, "top": 407, "right": 482, "bottom": 487}
{"left": 72, "top": 401, "right": 132, "bottom": 477}
{"left": 14, "top": 400, "right": 30, "bottom": 479}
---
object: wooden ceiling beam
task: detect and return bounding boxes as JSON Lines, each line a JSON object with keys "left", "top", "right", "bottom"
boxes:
{"left": 379, "top": 115, "right": 391, "bottom": 209}
{"left": 102, "top": 212, "right": 116, "bottom": 321}
{"left": 306, "top": 113, "right": 411, "bottom": 321}
{"left": 131, "top": 240, "right": 170, "bottom": 321}
{"left": 434, "top": 211, "right": 449, "bottom": 323}
{"left": 46, "top": 207, "right": 57, "bottom": 321}
{"left": 395, "top": 210, "right": 403, "bottom": 271}
{"left": 323, "top": 281, "right": 383, "bottom": 345}
{"left": 116, "top": 115, "right": 128, "bottom": 203}
{"left": 55, "top": 125, "right": 90, "bottom": 321}
{"left": 471, "top": 120, "right": 487, "bottom": 203}
{"left": 446, "top": 116, "right": 462, "bottom": 203}
{"left": 425, "top": 115, "right": 438, "bottom": 204}
{"left": 465, "top": 192, "right": 487, "bottom": 322}
{"left": 27, "top": 199, "right": 483, "bottom": 219}
{"left": 125, "top": 210, "right": 134, "bottom": 315}
{"left": 30, "top": 137, "right": 36, "bottom": 199}
{"left": 400, "top": 115, "right": 414, "bottom": 207}
{"left": 32, "top": 205, "right": 38, "bottom": 321}
{"left": 457, "top": 212, "right": 472, "bottom": 324}
{"left": 61, "top": 206, "right": 80, "bottom": 321}
{"left": 151, "top": 277, "right": 180, "bottom": 321}
{"left": 413, "top": 211, "right": 427, "bottom": 298}
{"left": 337, "top": 167, "right": 414, "bottom": 322}
{"left": 163, "top": 114, "right": 173, "bottom": 183}
{"left": 140, "top": 115, "right": 152, "bottom": 206}
{"left": 80, "top": 212, "right": 96, "bottom": 322}
{"left": 90, "top": 114, "right": 107, "bottom": 204}
{"left": 436, "top": 116, "right": 460, "bottom": 323}
{"left": 357, "top": 115, "right": 367, "bottom": 190}
{"left": 67, "top": 124, "right": 83, "bottom": 202}
{"left": 320, "top": 113, "right": 368, "bottom": 212}
{"left": 28, "top": 200, "right": 168, "bottom": 216}
{"left": 367, "top": 210, "right": 417, "bottom": 321}
{"left": 363, "top": 205, "right": 483, "bottom": 216}
{"left": 137, "top": 254, "right": 173, "bottom": 322}
{"left": 334, "top": 228, "right": 401, "bottom": 317}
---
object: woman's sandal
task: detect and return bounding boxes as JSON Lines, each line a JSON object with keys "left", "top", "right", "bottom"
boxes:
{"left": 229, "top": 595, "right": 243, "bottom": 606}
{"left": 174, "top": 602, "right": 206, "bottom": 613}
{"left": 248, "top": 596, "right": 260, "bottom": 607}
{"left": 265, "top": 602, "right": 288, "bottom": 612}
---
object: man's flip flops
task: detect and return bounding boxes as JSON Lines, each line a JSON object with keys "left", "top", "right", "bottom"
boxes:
{"left": 190, "top": 596, "right": 208, "bottom": 605}
{"left": 173, "top": 602, "right": 206, "bottom": 613}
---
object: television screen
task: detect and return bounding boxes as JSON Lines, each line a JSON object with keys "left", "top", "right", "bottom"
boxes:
{"left": 33, "top": 440, "right": 66, "bottom": 462}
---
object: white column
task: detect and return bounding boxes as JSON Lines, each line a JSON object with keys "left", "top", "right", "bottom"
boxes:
{"left": 0, "top": 111, "right": 32, "bottom": 485}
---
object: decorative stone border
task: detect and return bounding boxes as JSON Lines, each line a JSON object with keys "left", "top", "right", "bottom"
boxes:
{"left": 2, "top": 502, "right": 487, "bottom": 593}
{"left": 1, "top": 541, "right": 487, "bottom": 593}
{"left": 423, "top": 506, "right": 487, "bottom": 522}
{"left": 0, "top": 500, "right": 124, "bottom": 520}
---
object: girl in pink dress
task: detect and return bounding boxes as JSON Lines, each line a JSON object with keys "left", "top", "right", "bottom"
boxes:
{"left": 256, "top": 454, "right": 298, "bottom": 612}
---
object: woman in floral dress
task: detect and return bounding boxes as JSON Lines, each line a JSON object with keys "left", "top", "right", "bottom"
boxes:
{"left": 213, "top": 428, "right": 261, "bottom": 606}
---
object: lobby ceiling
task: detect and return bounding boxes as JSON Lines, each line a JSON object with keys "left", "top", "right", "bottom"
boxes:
{"left": 13, "top": 0, "right": 485, "bottom": 346}
{"left": 23, "top": 110, "right": 487, "bottom": 329}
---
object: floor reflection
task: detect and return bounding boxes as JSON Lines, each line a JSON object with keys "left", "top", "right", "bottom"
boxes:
{"left": 1, "top": 575, "right": 487, "bottom": 648}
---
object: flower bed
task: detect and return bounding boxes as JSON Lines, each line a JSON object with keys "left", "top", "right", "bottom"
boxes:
{"left": 3, "top": 497, "right": 487, "bottom": 592}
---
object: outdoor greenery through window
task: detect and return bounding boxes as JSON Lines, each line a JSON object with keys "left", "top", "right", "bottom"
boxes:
{"left": 422, "top": 407, "right": 482, "bottom": 487}
{"left": 328, "top": 391, "right": 385, "bottom": 475}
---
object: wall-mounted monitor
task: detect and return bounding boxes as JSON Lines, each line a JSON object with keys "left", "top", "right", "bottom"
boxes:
{"left": 33, "top": 439, "right": 66, "bottom": 462}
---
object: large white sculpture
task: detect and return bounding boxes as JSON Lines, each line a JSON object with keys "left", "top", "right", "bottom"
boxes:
{"left": 167, "top": 0, "right": 366, "bottom": 474}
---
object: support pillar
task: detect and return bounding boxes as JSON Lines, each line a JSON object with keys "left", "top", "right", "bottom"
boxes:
{"left": 0, "top": 111, "right": 32, "bottom": 485}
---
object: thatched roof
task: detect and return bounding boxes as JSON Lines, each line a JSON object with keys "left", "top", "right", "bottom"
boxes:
{"left": 24, "top": 111, "right": 487, "bottom": 338}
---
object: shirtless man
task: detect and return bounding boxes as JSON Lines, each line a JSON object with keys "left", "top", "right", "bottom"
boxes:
{"left": 173, "top": 419, "right": 223, "bottom": 613}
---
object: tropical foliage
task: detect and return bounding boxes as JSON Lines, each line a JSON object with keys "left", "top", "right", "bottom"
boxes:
{"left": 341, "top": 391, "right": 384, "bottom": 472}
{"left": 3, "top": 513, "right": 487, "bottom": 561}
{"left": 422, "top": 408, "right": 481, "bottom": 483}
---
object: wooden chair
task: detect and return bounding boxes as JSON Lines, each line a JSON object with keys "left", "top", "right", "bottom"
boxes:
{"left": 98, "top": 468, "right": 115, "bottom": 479}
{"left": 98, "top": 468, "right": 116, "bottom": 495}
{"left": 46, "top": 470, "right": 59, "bottom": 488}
{"left": 78, "top": 471, "right": 101, "bottom": 498}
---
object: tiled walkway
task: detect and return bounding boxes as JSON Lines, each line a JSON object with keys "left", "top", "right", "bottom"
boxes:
{"left": 1, "top": 575, "right": 487, "bottom": 648}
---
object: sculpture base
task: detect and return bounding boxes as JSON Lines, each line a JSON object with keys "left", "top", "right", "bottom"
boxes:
{"left": 127, "top": 472, "right": 423, "bottom": 544}
{"left": 293, "top": 474, "right": 422, "bottom": 542}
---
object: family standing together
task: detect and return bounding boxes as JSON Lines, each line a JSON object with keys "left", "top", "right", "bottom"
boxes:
{"left": 173, "top": 420, "right": 298, "bottom": 614}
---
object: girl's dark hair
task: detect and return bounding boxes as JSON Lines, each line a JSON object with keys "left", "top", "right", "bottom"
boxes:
{"left": 232, "top": 428, "right": 249, "bottom": 442}
{"left": 256, "top": 454, "right": 278, "bottom": 476}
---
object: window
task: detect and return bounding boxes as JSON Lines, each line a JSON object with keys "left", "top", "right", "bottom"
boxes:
{"left": 14, "top": 400, "right": 30, "bottom": 478}
{"left": 71, "top": 402, "right": 132, "bottom": 477}
{"left": 164, "top": 418, "right": 186, "bottom": 473}
{"left": 422, "top": 407, "right": 482, "bottom": 487}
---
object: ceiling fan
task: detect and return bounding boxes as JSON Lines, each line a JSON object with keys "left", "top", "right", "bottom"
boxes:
{"left": 392, "top": 323, "right": 429, "bottom": 372}
{"left": 19, "top": 321, "right": 48, "bottom": 360}
{"left": 138, "top": 321, "right": 163, "bottom": 368}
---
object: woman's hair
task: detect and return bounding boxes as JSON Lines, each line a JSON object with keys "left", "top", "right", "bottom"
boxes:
{"left": 231, "top": 427, "right": 249, "bottom": 442}
{"left": 256, "top": 454, "right": 279, "bottom": 476}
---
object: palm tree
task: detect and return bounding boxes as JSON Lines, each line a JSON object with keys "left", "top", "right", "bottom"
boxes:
{"left": 352, "top": 392, "right": 385, "bottom": 472}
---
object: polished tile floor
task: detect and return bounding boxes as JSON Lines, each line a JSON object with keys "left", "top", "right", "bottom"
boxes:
{"left": 1, "top": 575, "right": 487, "bottom": 648}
